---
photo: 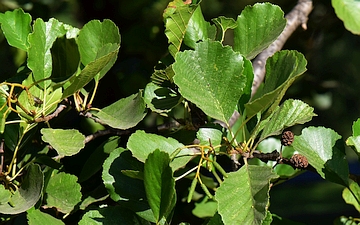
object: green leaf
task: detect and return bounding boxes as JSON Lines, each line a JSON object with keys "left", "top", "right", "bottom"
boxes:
{"left": 184, "top": 6, "right": 216, "bottom": 48}
{"left": 342, "top": 180, "right": 360, "bottom": 212}
{"left": 173, "top": 40, "right": 245, "bottom": 124}
{"left": 346, "top": 118, "right": 360, "bottom": 157}
{"left": 41, "top": 128, "right": 85, "bottom": 157}
{"left": 77, "top": 19, "right": 120, "bottom": 80}
{"left": 215, "top": 165, "right": 278, "bottom": 225}
{"left": 127, "top": 130, "right": 193, "bottom": 171}
{"left": 0, "top": 185, "right": 11, "bottom": 204}
{"left": 28, "top": 18, "right": 67, "bottom": 89}
{"left": 192, "top": 198, "right": 217, "bottom": 218}
{"left": 332, "top": 0, "right": 360, "bottom": 35}
{"left": 102, "top": 148, "right": 155, "bottom": 222}
{"left": 79, "top": 136, "right": 120, "bottom": 182}
{"left": 144, "top": 82, "right": 182, "bottom": 114}
{"left": 144, "top": 150, "right": 176, "bottom": 222}
{"left": 212, "top": 16, "right": 237, "bottom": 42}
{"left": 0, "top": 90, "right": 9, "bottom": 133}
{"left": 0, "top": 164, "right": 44, "bottom": 214}
{"left": 94, "top": 92, "right": 147, "bottom": 130}
{"left": 245, "top": 50, "right": 307, "bottom": 118}
{"left": 61, "top": 48, "right": 119, "bottom": 99}
{"left": 205, "top": 212, "right": 224, "bottom": 225}
{"left": 0, "top": 8, "right": 32, "bottom": 51}
{"left": 292, "top": 127, "right": 349, "bottom": 185}
{"left": 196, "top": 127, "right": 223, "bottom": 147}
{"left": 27, "top": 207, "right": 65, "bottom": 225}
{"left": 45, "top": 171, "right": 82, "bottom": 214}
{"left": 163, "top": 0, "right": 198, "bottom": 56}
{"left": 79, "top": 206, "right": 150, "bottom": 225}
{"left": 258, "top": 99, "right": 316, "bottom": 140}
{"left": 233, "top": 3, "right": 286, "bottom": 60}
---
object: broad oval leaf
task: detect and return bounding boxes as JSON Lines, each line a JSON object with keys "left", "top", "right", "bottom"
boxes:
{"left": 233, "top": 3, "right": 286, "bottom": 60}
{"left": 28, "top": 18, "right": 67, "bottom": 89}
{"left": 245, "top": 50, "right": 307, "bottom": 118}
{"left": 144, "top": 150, "right": 176, "bottom": 222}
{"left": 292, "top": 127, "right": 348, "bottom": 185}
{"left": 127, "top": 130, "right": 193, "bottom": 171}
{"left": 45, "top": 171, "right": 82, "bottom": 214}
{"left": 0, "top": 8, "right": 31, "bottom": 51}
{"left": 173, "top": 40, "right": 246, "bottom": 124}
{"left": 332, "top": 0, "right": 360, "bottom": 35}
{"left": 0, "top": 164, "right": 43, "bottom": 214}
{"left": 215, "top": 165, "right": 278, "bottom": 225}
{"left": 41, "top": 128, "right": 85, "bottom": 157}
{"left": 94, "top": 92, "right": 147, "bottom": 130}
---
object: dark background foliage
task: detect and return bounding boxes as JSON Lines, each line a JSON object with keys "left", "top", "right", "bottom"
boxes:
{"left": 1, "top": 0, "right": 360, "bottom": 224}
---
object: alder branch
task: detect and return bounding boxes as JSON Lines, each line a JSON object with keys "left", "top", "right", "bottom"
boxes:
{"left": 251, "top": 0, "right": 313, "bottom": 96}
{"left": 33, "top": 102, "right": 68, "bottom": 123}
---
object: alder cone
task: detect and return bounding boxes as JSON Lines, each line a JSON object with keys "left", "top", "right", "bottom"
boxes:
{"left": 290, "top": 154, "right": 309, "bottom": 169}
{"left": 281, "top": 131, "right": 294, "bottom": 146}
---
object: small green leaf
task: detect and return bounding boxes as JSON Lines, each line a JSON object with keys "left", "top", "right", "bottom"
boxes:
{"left": 127, "top": 130, "right": 193, "bottom": 170}
{"left": 0, "top": 8, "right": 32, "bottom": 51}
{"left": 245, "top": 50, "right": 307, "bottom": 118}
{"left": 234, "top": 3, "right": 286, "bottom": 60}
{"left": 292, "top": 127, "right": 348, "bottom": 185}
{"left": 332, "top": 0, "right": 360, "bottom": 35}
{"left": 342, "top": 180, "right": 360, "bottom": 212}
{"left": 0, "top": 164, "right": 44, "bottom": 214}
{"left": 45, "top": 171, "right": 82, "bottom": 214}
{"left": 41, "top": 128, "right": 85, "bottom": 157}
{"left": 192, "top": 198, "right": 217, "bottom": 218}
{"left": 163, "top": 0, "right": 198, "bottom": 56}
{"left": 215, "top": 165, "right": 278, "bottom": 224}
{"left": 144, "top": 150, "right": 176, "bottom": 222}
{"left": 27, "top": 207, "right": 65, "bottom": 225}
{"left": 28, "top": 18, "right": 67, "bottom": 89}
{"left": 258, "top": 99, "right": 316, "bottom": 140}
{"left": 94, "top": 92, "right": 147, "bottom": 130}
{"left": 173, "top": 40, "right": 246, "bottom": 124}
{"left": 0, "top": 185, "right": 11, "bottom": 204}
{"left": 212, "top": 16, "right": 237, "bottom": 41}
{"left": 184, "top": 6, "right": 216, "bottom": 48}
{"left": 196, "top": 127, "right": 223, "bottom": 147}
{"left": 79, "top": 206, "right": 150, "bottom": 225}
{"left": 0, "top": 91, "right": 9, "bottom": 134}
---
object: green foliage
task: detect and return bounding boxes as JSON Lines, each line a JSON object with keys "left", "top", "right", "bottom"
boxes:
{"left": 332, "top": 0, "right": 360, "bottom": 35}
{"left": 0, "top": 1, "right": 359, "bottom": 224}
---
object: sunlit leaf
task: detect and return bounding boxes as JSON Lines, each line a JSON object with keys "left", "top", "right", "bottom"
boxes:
{"left": 173, "top": 39, "right": 246, "bottom": 124}
{"left": 215, "top": 165, "right": 278, "bottom": 224}
{"left": 41, "top": 128, "right": 85, "bottom": 157}
{"left": 27, "top": 207, "right": 65, "bottom": 225}
{"left": 127, "top": 130, "right": 193, "bottom": 171}
{"left": 342, "top": 180, "right": 360, "bottom": 212}
{"left": 0, "top": 8, "right": 32, "bottom": 51}
{"left": 234, "top": 3, "right": 286, "bottom": 60}
{"left": 332, "top": 0, "right": 360, "bottom": 35}
{"left": 45, "top": 171, "right": 82, "bottom": 214}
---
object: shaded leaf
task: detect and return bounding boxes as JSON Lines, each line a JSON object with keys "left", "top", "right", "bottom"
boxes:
{"left": 292, "top": 127, "right": 348, "bottom": 185}
{"left": 215, "top": 165, "right": 278, "bottom": 225}
{"left": 127, "top": 130, "right": 193, "bottom": 171}
{"left": 45, "top": 171, "right": 82, "bottom": 214}
{"left": 173, "top": 40, "right": 245, "bottom": 124}
{"left": 233, "top": 3, "right": 286, "bottom": 60}
{"left": 0, "top": 8, "right": 31, "bottom": 51}
{"left": 94, "top": 92, "right": 147, "bottom": 129}
{"left": 192, "top": 198, "right": 217, "bottom": 218}
{"left": 27, "top": 207, "right": 65, "bottom": 225}
{"left": 144, "top": 83, "right": 182, "bottom": 114}
{"left": 212, "top": 16, "right": 237, "bottom": 41}
{"left": 332, "top": 0, "right": 360, "bottom": 35}
{"left": 144, "top": 150, "right": 176, "bottom": 222}
{"left": 102, "top": 148, "right": 155, "bottom": 223}
{"left": 163, "top": 0, "right": 198, "bottom": 56}
{"left": 28, "top": 18, "right": 67, "bottom": 89}
{"left": 0, "top": 164, "right": 43, "bottom": 214}
{"left": 79, "top": 206, "right": 150, "bottom": 225}
{"left": 245, "top": 50, "right": 307, "bottom": 118}
{"left": 41, "top": 128, "right": 85, "bottom": 157}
